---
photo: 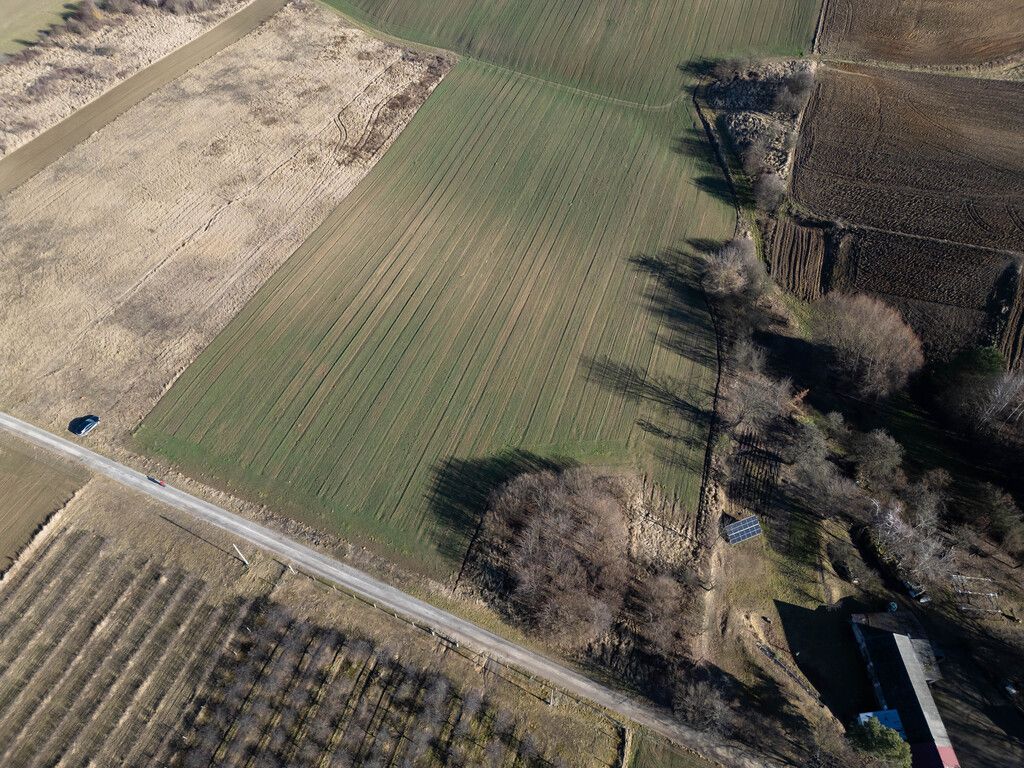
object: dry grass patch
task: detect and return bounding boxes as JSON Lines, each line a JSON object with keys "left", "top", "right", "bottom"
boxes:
{"left": 0, "top": 0, "right": 252, "bottom": 155}
{"left": 0, "top": 1, "right": 449, "bottom": 445}
{"left": 0, "top": 433, "right": 86, "bottom": 572}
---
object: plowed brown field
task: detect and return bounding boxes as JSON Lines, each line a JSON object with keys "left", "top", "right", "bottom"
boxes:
{"left": 764, "top": 216, "right": 829, "bottom": 301}
{"left": 793, "top": 65, "right": 1024, "bottom": 252}
{"left": 817, "top": 0, "right": 1024, "bottom": 66}
{"left": 788, "top": 64, "right": 1024, "bottom": 360}
{"left": 794, "top": 65, "right": 1019, "bottom": 252}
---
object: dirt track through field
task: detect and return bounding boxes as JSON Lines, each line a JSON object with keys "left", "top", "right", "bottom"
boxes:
{"left": 0, "top": 0, "right": 287, "bottom": 196}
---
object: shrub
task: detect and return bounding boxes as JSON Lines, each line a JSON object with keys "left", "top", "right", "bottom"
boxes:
{"left": 672, "top": 677, "right": 732, "bottom": 735}
{"left": 67, "top": 0, "right": 105, "bottom": 35}
{"left": 848, "top": 718, "right": 912, "bottom": 768}
{"left": 753, "top": 170, "right": 787, "bottom": 211}
{"left": 814, "top": 293, "right": 924, "bottom": 398}
{"left": 484, "top": 468, "right": 629, "bottom": 648}
{"left": 162, "top": 0, "right": 218, "bottom": 12}
{"left": 105, "top": 0, "right": 141, "bottom": 13}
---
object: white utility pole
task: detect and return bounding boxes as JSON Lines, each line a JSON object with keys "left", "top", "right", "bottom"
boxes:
{"left": 233, "top": 544, "right": 250, "bottom": 567}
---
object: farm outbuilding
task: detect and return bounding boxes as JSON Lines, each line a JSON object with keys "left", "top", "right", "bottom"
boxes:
{"left": 851, "top": 613, "right": 961, "bottom": 768}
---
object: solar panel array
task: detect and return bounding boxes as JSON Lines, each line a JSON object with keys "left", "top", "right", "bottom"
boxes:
{"left": 724, "top": 516, "right": 762, "bottom": 544}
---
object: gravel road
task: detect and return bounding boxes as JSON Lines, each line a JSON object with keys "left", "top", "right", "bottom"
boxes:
{"left": 0, "top": 410, "right": 780, "bottom": 767}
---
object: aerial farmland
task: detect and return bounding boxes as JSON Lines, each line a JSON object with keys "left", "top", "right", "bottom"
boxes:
{"left": 0, "top": 474, "right": 622, "bottom": 767}
{"left": 2, "top": 0, "right": 1024, "bottom": 765}
{"left": 0, "top": 1, "right": 448, "bottom": 440}
{"left": 139, "top": 0, "right": 821, "bottom": 575}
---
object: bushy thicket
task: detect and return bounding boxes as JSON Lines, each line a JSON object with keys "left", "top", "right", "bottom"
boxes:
{"left": 483, "top": 469, "right": 630, "bottom": 648}
{"left": 814, "top": 293, "right": 924, "bottom": 398}
{"left": 104, "top": 0, "right": 220, "bottom": 15}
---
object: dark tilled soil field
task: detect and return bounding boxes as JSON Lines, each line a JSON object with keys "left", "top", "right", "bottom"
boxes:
{"left": 829, "top": 229, "right": 1016, "bottom": 309}
{"left": 792, "top": 65, "right": 1024, "bottom": 252}
{"left": 764, "top": 216, "right": 829, "bottom": 301}
{"left": 763, "top": 220, "right": 1019, "bottom": 360}
{"left": 817, "top": 0, "right": 1024, "bottom": 66}
{"left": 830, "top": 228, "right": 1016, "bottom": 359}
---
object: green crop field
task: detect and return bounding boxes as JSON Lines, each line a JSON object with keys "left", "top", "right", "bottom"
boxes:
{"left": 140, "top": 0, "right": 821, "bottom": 575}
{"left": 0, "top": 0, "right": 75, "bottom": 53}
{"left": 326, "top": 0, "right": 820, "bottom": 104}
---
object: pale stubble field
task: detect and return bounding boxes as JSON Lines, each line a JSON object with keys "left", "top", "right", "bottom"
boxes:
{"left": 0, "top": 0, "right": 449, "bottom": 444}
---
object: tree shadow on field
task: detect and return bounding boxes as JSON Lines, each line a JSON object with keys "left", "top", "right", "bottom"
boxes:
{"left": 632, "top": 246, "right": 720, "bottom": 369}
{"left": 673, "top": 125, "right": 719, "bottom": 167}
{"left": 678, "top": 57, "right": 720, "bottom": 80}
{"left": 671, "top": 123, "right": 740, "bottom": 211}
{"left": 581, "top": 246, "right": 722, "bottom": 481}
{"left": 428, "top": 450, "right": 576, "bottom": 585}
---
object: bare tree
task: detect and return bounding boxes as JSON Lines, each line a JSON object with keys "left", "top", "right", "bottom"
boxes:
{"left": 702, "top": 237, "right": 771, "bottom": 337}
{"left": 712, "top": 58, "right": 748, "bottom": 82}
{"left": 741, "top": 137, "right": 770, "bottom": 177}
{"left": 773, "top": 68, "right": 815, "bottom": 115}
{"left": 724, "top": 367, "right": 794, "bottom": 433}
{"left": 702, "top": 237, "right": 766, "bottom": 300}
{"left": 806, "top": 726, "right": 888, "bottom": 768}
{"left": 814, "top": 294, "right": 924, "bottom": 398}
{"left": 484, "top": 469, "right": 630, "bottom": 648}
{"left": 871, "top": 501, "right": 951, "bottom": 583}
{"left": 672, "top": 678, "right": 732, "bottom": 735}
{"left": 979, "top": 370, "right": 1024, "bottom": 429}
{"left": 634, "top": 572, "right": 690, "bottom": 658}
{"left": 849, "top": 429, "right": 904, "bottom": 492}
{"left": 901, "top": 476, "right": 947, "bottom": 529}
{"left": 753, "top": 170, "right": 787, "bottom": 211}
{"left": 976, "top": 483, "right": 1024, "bottom": 556}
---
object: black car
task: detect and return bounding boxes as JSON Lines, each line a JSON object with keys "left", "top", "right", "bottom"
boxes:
{"left": 68, "top": 415, "right": 100, "bottom": 436}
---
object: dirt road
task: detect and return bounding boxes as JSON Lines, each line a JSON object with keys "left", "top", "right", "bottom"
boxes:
{"left": 0, "top": 410, "right": 779, "bottom": 768}
{"left": 0, "top": 0, "right": 287, "bottom": 196}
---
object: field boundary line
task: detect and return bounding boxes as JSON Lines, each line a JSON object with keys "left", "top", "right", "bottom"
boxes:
{"left": 318, "top": 0, "right": 687, "bottom": 112}
{"left": 690, "top": 81, "right": 742, "bottom": 232}
{"left": 0, "top": 410, "right": 777, "bottom": 768}
{"left": 791, "top": 197, "right": 1024, "bottom": 260}
{"left": 0, "top": 0, "right": 288, "bottom": 196}
{"left": 816, "top": 53, "right": 1024, "bottom": 80}
{"left": 811, "top": 0, "right": 830, "bottom": 56}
